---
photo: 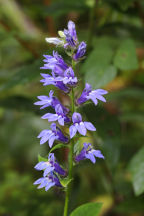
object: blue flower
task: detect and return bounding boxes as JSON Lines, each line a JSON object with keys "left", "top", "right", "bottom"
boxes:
{"left": 34, "top": 90, "right": 58, "bottom": 110}
{"left": 33, "top": 172, "right": 62, "bottom": 191}
{"left": 57, "top": 67, "right": 78, "bottom": 86}
{"left": 77, "top": 83, "right": 108, "bottom": 105}
{"left": 64, "top": 21, "right": 78, "bottom": 48}
{"left": 40, "top": 67, "right": 77, "bottom": 91}
{"left": 34, "top": 90, "right": 69, "bottom": 113}
{"left": 38, "top": 123, "right": 68, "bottom": 147}
{"left": 69, "top": 112, "right": 96, "bottom": 138}
{"left": 73, "top": 42, "right": 87, "bottom": 61}
{"left": 34, "top": 153, "right": 66, "bottom": 176}
{"left": 75, "top": 143, "right": 104, "bottom": 163}
{"left": 40, "top": 73, "right": 69, "bottom": 92}
{"left": 42, "top": 104, "right": 70, "bottom": 126}
{"left": 41, "top": 51, "right": 68, "bottom": 76}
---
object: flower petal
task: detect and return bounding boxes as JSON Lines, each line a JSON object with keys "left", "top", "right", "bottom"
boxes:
{"left": 58, "top": 116, "right": 64, "bottom": 126}
{"left": 43, "top": 166, "right": 54, "bottom": 177}
{"left": 86, "top": 153, "right": 96, "bottom": 163}
{"left": 69, "top": 125, "right": 77, "bottom": 138}
{"left": 45, "top": 182, "right": 55, "bottom": 191}
{"left": 84, "top": 122, "right": 96, "bottom": 131}
{"left": 49, "top": 135, "right": 56, "bottom": 148}
{"left": 76, "top": 122, "right": 87, "bottom": 136}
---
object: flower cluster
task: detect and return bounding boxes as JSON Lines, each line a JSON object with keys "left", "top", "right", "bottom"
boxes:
{"left": 34, "top": 21, "right": 107, "bottom": 192}
{"left": 34, "top": 153, "right": 65, "bottom": 191}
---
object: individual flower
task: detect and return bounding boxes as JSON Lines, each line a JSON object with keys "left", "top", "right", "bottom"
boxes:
{"left": 40, "top": 73, "right": 69, "bottom": 92}
{"left": 75, "top": 143, "right": 104, "bottom": 163}
{"left": 73, "top": 42, "right": 87, "bottom": 61}
{"left": 64, "top": 20, "right": 78, "bottom": 48}
{"left": 42, "top": 104, "right": 70, "bottom": 126}
{"left": 57, "top": 67, "right": 78, "bottom": 86}
{"left": 41, "top": 51, "right": 68, "bottom": 77}
{"left": 33, "top": 172, "right": 62, "bottom": 191}
{"left": 38, "top": 123, "right": 68, "bottom": 148}
{"left": 45, "top": 37, "right": 64, "bottom": 46}
{"left": 69, "top": 112, "right": 96, "bottom": 138}
{"left": 34, "top": 90, "right": 69, "bottom": 113}
{"left": 77, "top": 83, "right": 108, "bottom": 105}
{"left": 34, "top": 153, "right": 66, "bottom": 177}
{"left": 34, "top": 90, "right": 60, "bottom": 110}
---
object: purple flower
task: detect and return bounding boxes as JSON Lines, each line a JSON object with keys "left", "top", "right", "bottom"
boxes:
{"left": 40, "top": 73, "right": 69, "bottom": 92}
{"left": 73, "top": 42, "right": 86, "bottom": 61}
{"left": 34, "top": 90, "right": 59, "bottom": 110}
{"left": 41, "top": 51, "right": 68, "bottom": 77}
{"left": 33, "top": 172, "right": 62, "bottom": 191}
{"left": 77, "top": 83, "right": 108, "bottom": 105}
{"left": 42, "top": 104, "right": 70, "bottom": 126}
{"left": 34, "top": 153, "right": 66, "bottom": 176}
{"left": 64, "top": 21, "right": 78, "bottom": 48}
{"left": 34, "top": 90, "right": 69, "bottom": 113}
{"left": 75, "top": 143, "right": 104, "bottom": 163}
{"left": 38, "top": 123, "right": 68, "bottom": 148}
{"left": 57, "top": 67, "right": 78, "bottom": 86}
{"left": 69, "top": 112, "right": 96, "bottom": 138}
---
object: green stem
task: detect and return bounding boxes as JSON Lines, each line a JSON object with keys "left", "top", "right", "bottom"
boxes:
{"left": 63, "top": 87, "right": 75, "bottom": 216}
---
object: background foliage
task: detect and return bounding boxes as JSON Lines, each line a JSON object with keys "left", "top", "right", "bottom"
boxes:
{"left": 0, "top": 0, "right": 144, "bottom": 215}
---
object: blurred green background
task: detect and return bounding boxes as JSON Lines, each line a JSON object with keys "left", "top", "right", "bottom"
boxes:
{"left": 0, "top": 0, "right": 144, "bottom": 215}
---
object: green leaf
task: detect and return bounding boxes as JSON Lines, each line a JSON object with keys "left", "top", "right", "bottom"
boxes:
{"left": 82, "top": 42, "right": 114, "bottom": 73}
{"left": 38, "top": 154, "right": 47, "bottom": 162}
{"left": 49, "top": 143, "right": 69, "bottom": 153}
{"left": 60, "top": 177, "right": 73, "bottom": 188}
{"left": 82, "top": 42, "right": 117, "bottom": 88}
{"left": 70, "top": 202, "right": 102, "bottom": 216}
{"left": 114, "top": 39, "right": 139, "bottom": 71}
{"left": 85, "top": 64, "right": 117, "bottom": 89}
{"left": 0, "top": 60, "right": 41, "bottom": 92}
{"left": 128, "top": 147, "right": 144, "bottom": 196}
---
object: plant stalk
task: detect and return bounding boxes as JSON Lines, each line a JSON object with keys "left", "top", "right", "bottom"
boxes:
{"left": 63, "top": 87, "right": 75, "bottom": 216}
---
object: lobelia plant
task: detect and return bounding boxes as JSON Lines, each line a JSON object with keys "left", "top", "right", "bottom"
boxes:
{"left": 33, "top": 21, "right": 108, "bottom": 216}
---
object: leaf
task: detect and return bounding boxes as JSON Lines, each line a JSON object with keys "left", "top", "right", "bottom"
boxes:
{"left": 114, "top": 39, "right": 139, "bottom": 71}
{"left": 49, "top": 143, "right": 69, "bottom": 153}
{"left": 128, "top": 147, "right": 144, "bottom": 196}
{"left": 0, "top": 60, "right": 41, "bottom": 92}
{"left": 60, "top": 177, "right": 73, "bottom": 188}
{"left": 85, "top": 64, "right": 117, "bottom": 89}
{"left": 38, "top": 154, "right": 48, "bottom": 162}
{"left": 82, "top": 42, "right": 114, "bottom": 72}
{"left": 82, "top": 42, "right": 117, "bottom": 88}
{"left": 70, "top": 202, "right": 102, "bottom": 216}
